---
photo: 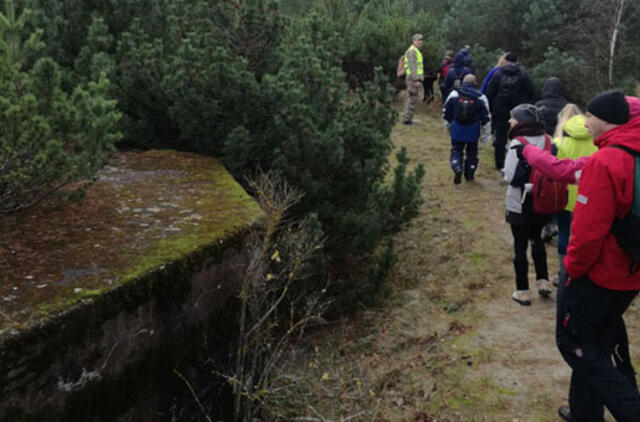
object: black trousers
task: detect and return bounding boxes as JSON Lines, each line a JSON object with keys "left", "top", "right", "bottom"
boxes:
{"left": 493, "top": 115, "right": 509, "bottom": 170}
{"left": 556, "top": 275, "right": 640, "bottom": 421}
{"left": 510, "top": 219, "right": 548, "bottom": 291}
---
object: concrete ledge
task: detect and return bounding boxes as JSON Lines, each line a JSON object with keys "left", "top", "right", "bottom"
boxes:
{"left": 0, "top": 151, "right": 263, "bottom": 421}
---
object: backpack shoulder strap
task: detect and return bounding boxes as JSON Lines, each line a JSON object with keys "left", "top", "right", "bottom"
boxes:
{"left": 543, "top": 133, "right": 552, "bottom": 152}
{"left": 514, "top": 136, "right": 529, "bottom": 146}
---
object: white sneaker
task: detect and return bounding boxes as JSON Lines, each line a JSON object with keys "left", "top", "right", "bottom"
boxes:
{"left": 512, "top": 290, "right": 531, "bottom": 306}
{"left": 537, "top": 279, "right": 552, "bottom": 298}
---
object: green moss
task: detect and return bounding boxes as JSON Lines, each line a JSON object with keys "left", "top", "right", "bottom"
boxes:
{"left": 0, "top": 149, "right": 263, "bottom": 331}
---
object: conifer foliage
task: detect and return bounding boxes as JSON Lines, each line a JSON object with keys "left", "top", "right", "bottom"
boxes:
{"left": 0, "top": 0, "right": 120, "bottom": 214}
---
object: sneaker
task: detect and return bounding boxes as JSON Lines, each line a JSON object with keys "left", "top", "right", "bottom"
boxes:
{"left": 537, "top": 279, "right": 552, "bottom": 298}
{"left": 511, "top": 290, "right": 531, "bottom": 306}
{"left": 557, "top": 405, "right": 571, "bottom": 421}
{"left": 453, "top": 171, "right": 462, "bottom": 184}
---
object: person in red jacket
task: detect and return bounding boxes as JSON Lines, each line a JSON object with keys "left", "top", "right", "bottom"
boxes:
{"left": 556, "top": 90, "right": 640, "bottom": 422}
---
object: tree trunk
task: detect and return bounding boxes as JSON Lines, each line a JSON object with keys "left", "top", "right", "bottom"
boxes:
{"left": 608, "top": 0, "right": 625, "bottom": 87}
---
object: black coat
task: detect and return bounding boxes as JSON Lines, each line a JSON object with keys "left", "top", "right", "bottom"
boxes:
{"left": 486, "top": 63, "right": 534, "bottom": 118}
{"left": 535, "top": 77, "right": 567, "bottom": 135}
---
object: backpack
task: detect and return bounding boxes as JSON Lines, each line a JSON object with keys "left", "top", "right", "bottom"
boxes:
{"left": 608, "top": 145, "right": 640, "bottom": 274}
{"left": 442, "top": 61, "right": 451, "bottom": 79}
{"left": 397, "top": 55, "right": 406, "bottom": 77}
{"left": 497, "top": 72, "right": 521, "bottom": 106}
{"left": 517, "top": 135, "right": 568, "bottom": 215}
{"left": 453, "top": 94, "right": 477, "bottom": 125}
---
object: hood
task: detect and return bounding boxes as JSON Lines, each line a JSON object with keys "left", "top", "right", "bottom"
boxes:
{"left": 563, "top": 115, "right": 591, "bottom": 141}
{"left": 452, "top": 51, "right": 466, "bottom": 68}
{"left": 595, "top": 116, "right": 640, "bottom": 151}
{"left": 541, "top": 77, "right": 564, "bottom": 99}
{"left": 458, "top": 83, "right": 482, "bottom": 99}
{"left": 500, "top": 63, "right": 521, "bottom": 76}
{"left": 459, "top": 48, "right": 472, "bottom": 65}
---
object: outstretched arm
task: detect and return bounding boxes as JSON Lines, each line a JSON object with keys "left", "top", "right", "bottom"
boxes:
{"left": 520, "top": 145, "right": 589, "bottom": 183}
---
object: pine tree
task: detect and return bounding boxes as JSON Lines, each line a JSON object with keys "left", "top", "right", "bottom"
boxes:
{"left": 0, "top": 0, "right": 120, "bottom": 214}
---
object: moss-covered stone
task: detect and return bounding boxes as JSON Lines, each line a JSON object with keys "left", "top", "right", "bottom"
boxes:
{"left": 0, "top": 150, "right": 262, "bottom": 332}
{"left": 0, "top": 150, "right": 263, "bottom": 421}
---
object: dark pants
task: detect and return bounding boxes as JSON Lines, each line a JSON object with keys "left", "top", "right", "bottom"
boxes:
{"left": 450, "top": 139, "right": 478, "bottom": 179}
{"left": 493, "top": 116, "right": 509, "bottom": 170}
{"left": 557, "top": 210, "right": 572, "bottom": 255}
{"left": 556, "top": 276, "right": 640, "bottom": 421}
{"left": 510, "top": 218, "right": 548, "bottom": 290}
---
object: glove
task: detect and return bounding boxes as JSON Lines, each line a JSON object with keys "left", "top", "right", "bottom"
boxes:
{"left": 510, "top": 143, "right": 526, "bottom": 160}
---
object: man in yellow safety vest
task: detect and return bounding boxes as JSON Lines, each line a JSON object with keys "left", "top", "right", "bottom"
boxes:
{"left": 403, "top": 33, "right": 424, "bottom": 125}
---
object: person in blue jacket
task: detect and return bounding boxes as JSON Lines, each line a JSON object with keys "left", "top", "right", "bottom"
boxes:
{"left": 443, "top": 74, "right": 491, "bottom": 183}
{"left": 442, "top": 50, "right": 472, "bottom": 101}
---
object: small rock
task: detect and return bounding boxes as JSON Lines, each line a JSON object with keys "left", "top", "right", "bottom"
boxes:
{"left": 74, "top": 288, "right": 83, "bottom": 294}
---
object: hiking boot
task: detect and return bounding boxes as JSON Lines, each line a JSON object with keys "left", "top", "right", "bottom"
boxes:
{"left": 453, "top": 171, "right": 462, "bottom": 184}
{"left": 557, "top": 405, "right": 571, "bottom": 421}
{"left": 511, "top": 290, "right": 531, "bottom": 306}
{"left": 537, "top": 279, "right": 552, "bottom": 298}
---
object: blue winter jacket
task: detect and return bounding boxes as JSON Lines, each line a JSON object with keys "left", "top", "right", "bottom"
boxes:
{"left": 481, "top": 66, "right": 500, "bottom": 94}
{"left": 443, "top": 52, "right": 472, "bottom": 100}
{"left": 444, "top": 83, "right": 491, "bottom": 142}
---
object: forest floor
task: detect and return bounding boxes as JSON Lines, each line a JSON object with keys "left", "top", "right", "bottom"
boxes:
{"left": 278, "top": 96, "right": 640, "bottom": 421}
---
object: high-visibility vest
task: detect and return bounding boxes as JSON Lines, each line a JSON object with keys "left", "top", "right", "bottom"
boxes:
{"left": 404, "top": 45, "right": 423, "bottom": 76}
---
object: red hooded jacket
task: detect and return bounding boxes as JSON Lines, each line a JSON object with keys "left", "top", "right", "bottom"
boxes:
{"left": 565, "top": 116, "right": 640, "bottom": 290}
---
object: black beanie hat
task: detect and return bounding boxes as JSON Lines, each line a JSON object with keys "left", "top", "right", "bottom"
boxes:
{"left": 504, "top": 52, "right": 518, "bottom": 63}
{"left": 586, "top": 90, "right": 630, "bottom": 125}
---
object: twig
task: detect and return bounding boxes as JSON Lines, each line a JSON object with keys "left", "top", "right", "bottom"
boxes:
{"left": 174, "top": 369, "right": 213, "bottom": 422}
{"left": 307, "top": 405, "right": 328, "bottom": 422}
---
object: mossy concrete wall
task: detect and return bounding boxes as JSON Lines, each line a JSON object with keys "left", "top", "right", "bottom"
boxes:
{"left": 0, "top": 151, "right": 263, "bottom": 421}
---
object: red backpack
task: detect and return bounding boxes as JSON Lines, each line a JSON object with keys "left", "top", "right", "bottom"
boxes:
{"left": 441, "top": 61, "right": 451, "bottom": 78}
{"left": 516, "top": 135, "right": 568, "bottom": 215}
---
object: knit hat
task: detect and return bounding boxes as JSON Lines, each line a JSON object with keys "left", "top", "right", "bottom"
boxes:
{"left": 412, "top": 33, "right": 423, "bottom": 41}
{"left": 626, "top": 96, "right": 640, "bottom": 119}
{"left": 586, "top": 90, "right": 630, "bottom": 125}
{"left": 510, "top": 103, "right": 541, "bottom": 124}
{"left": 504, "top": 52, "right": 518, "bottom": 63}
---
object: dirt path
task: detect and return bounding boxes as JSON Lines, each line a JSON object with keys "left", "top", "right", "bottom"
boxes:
{"left": 288, "top": 100, "right": 638, "bottom": 421}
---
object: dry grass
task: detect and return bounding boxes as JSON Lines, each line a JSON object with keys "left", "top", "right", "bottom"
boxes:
{"left": 270, "top": 95, "right": 634, "bottom": 421}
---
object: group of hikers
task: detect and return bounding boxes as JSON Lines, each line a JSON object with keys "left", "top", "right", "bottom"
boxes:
{"left": 403, "top": 34, "right": 640, "bottom": 421}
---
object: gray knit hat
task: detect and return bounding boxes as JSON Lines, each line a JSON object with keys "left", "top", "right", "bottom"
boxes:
{"left": 412, "top": 33, "right": 423, "bottom": 41}
{"left": 510, "top": 103, "right": 542, "bottom": 124}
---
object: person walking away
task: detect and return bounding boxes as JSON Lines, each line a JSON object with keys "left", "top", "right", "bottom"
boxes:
{"left": 443, "top": 74, "right": 491, "bottom": 184}
{"left": 503, "top": 104, "right": 551, "bottom": 305}
{"left": 487, "top": 52, "right": 534, "bottom": 170}
{"left": 536, "top": 78, "right": 568, "bottom": 242}
{"left": 536, "top": 77, "right": 567, "bottom": 136}
{"left": 459, "top": 47, "right": 475, "bottom": 74}
{"left": 481, "top": 53, "right": 507, "bottom": 94}
{"left": 556, "top": 90, "right": 640, "bottom": 422}
{"left": 402, "top": 34, "right": 424, "bottom": 125}
{"left": 437, "top": 50, "right": 453, "bottom": 102}
{"left": 551, "top": 105, "right": 596, "bottom": 288}
{"left": 442, "top": 50, "right": 472, "bottom": 103}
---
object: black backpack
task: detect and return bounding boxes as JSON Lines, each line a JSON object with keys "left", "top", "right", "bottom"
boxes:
{"left": 453, "top": 94, "right": 477, "bottom": 125}
{"left": 497, "top": 72, "right": 521, "bottom": 106}
{"left": 609, "top": 145, "right": 640, "bottom": 275}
